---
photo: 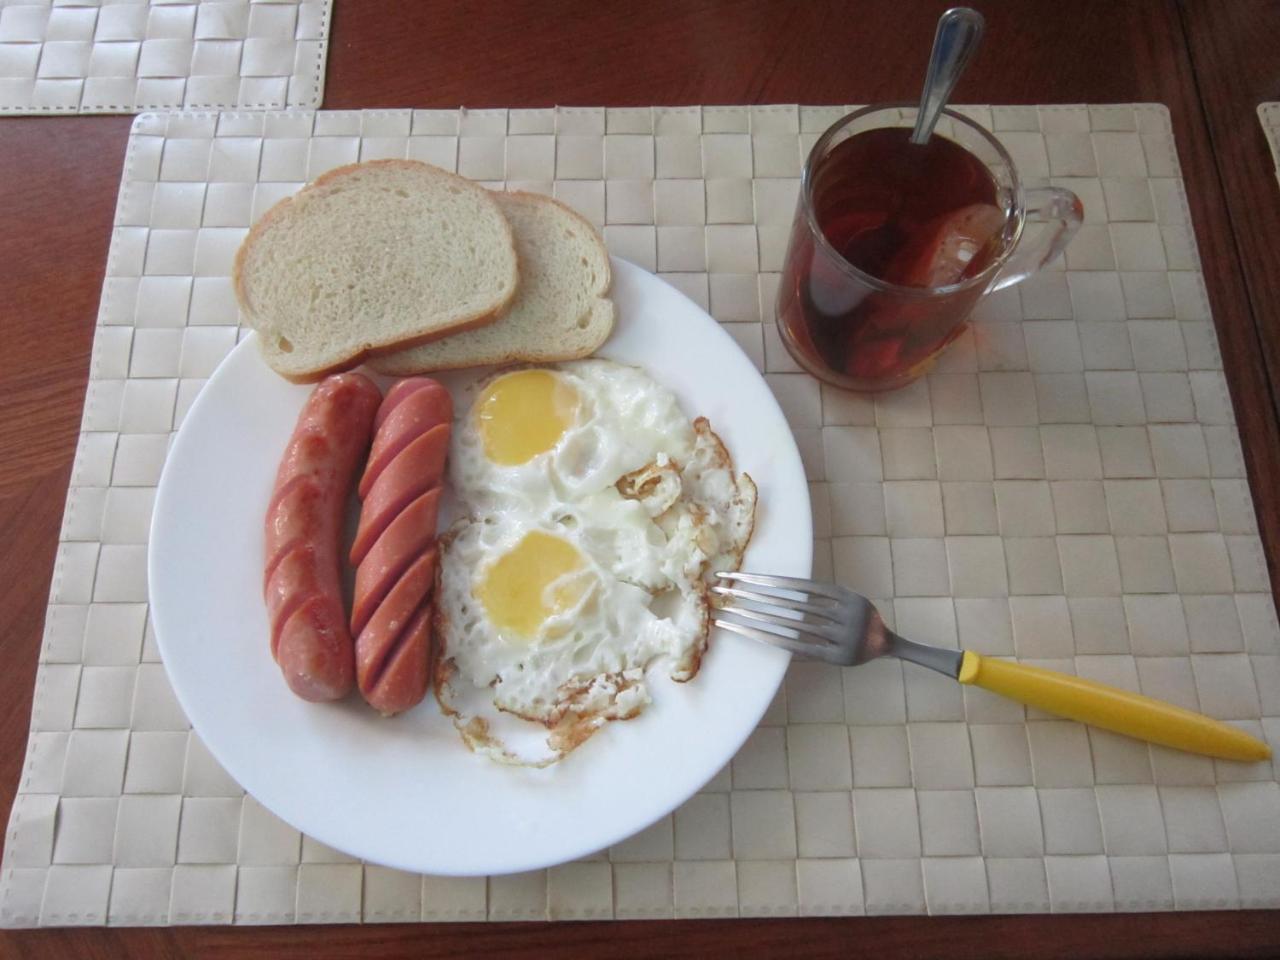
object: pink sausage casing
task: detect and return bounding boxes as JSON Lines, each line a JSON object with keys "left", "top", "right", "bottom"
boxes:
{"left": 264, "top": 373, "right": 381, "bottom": 702}
{"left": 351, "top": 378, "right": 452, "bottom": 715}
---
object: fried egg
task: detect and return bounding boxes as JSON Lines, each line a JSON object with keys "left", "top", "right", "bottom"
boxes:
{"left": 450, "top": 362, "right": 697, "bottom": 512}
{"left": 435, "top": 360, "right": 756, "bottom": 765}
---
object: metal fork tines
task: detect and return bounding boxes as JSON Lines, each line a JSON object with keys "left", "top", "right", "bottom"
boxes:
{"left": 711, "top": 571, "right": 965, "bottom": 678}
{"left": 711, "top": 571, "right": 858, "bottom": 666}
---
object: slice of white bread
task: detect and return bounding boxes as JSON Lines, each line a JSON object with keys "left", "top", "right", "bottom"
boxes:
{"left": 369, "top": 191, "right": 615, "bottom": 375}
{"left": 234, "top": 159, "right": 519, "bottom": 382}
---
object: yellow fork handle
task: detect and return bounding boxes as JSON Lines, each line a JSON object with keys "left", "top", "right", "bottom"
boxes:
{"left": 958, "top": 651, "right": 1271, "bottom": 763}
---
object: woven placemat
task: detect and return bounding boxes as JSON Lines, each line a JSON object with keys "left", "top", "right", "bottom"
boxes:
{"left": 0, "top": 0, "right": 329, "bottom": 114}
{"left": 2, "top": 104, "right": 1279, "bottom": 927}
{"left": 1260, "top": 104, "right": 1280, "bottom": 184}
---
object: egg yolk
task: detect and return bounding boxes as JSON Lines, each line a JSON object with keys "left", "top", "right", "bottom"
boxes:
{"left": 477, "top": 531, "right": 588, "bottom": 640}
{"left": 476, "top": 370, "right": 580, "bottom": 466}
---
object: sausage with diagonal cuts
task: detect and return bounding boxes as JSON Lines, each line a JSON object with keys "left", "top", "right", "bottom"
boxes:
{"left": 351, "top": 378, "right": 452, "bottom": 715}
{"left": 264, "top": 373, "right": 382, "bottom": 701}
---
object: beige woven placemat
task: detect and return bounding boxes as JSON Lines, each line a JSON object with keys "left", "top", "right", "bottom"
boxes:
{"left": 2, "top": 104, "right": 1279, "bottom": 927}
{"left": 1260, "top": 104, "right": 1280, "bottom": 184}
{"left": 0, "top": 0, "right": 329, "bottom": 114}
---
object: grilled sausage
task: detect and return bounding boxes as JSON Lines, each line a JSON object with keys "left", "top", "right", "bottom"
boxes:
{"left": 351, "top": 379, "right": 451, "bottom": 714}
{"left": 264, "top": 373, "right": 382, "bottom": 701}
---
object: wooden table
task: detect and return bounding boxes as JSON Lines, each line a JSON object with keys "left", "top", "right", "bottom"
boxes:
{"left": 2, "top": 1, "right": 1278, "bottom": 955}
{"left": 1181, "top": 0, "right": 1280, "bottom": 486}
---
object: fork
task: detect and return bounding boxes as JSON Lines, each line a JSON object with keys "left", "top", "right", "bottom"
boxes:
{"left": 713, "top": 572, "right": 1271, "bottom": 763}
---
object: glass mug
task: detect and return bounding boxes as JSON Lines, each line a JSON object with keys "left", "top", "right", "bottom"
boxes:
{"left": 776, "top": 104, "right": 1083, "bottom": 392}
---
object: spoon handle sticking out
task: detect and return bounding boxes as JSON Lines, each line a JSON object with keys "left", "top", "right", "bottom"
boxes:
{"left": 910, "top": 7, "right": 986, "bottom": 145}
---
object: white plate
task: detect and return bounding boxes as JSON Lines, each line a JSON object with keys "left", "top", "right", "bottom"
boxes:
{"left": 149, "top": 258, "right": 812, "bottom": 876}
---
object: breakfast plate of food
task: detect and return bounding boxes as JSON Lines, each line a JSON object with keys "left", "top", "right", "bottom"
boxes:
{"left": 148, "top": 160, "right": 812, "bottom": 876}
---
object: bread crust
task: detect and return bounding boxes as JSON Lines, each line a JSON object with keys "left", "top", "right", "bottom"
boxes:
{"left": 233, "top": 159, "right": 519, "bottom": 383}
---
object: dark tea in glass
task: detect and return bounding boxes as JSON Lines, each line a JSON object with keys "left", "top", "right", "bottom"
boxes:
{"left": 777, "top": 106, "right": 1083, "bottom": 392}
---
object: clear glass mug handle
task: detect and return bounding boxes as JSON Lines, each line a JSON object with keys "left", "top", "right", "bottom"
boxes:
{"left": 989, "top": 186, "right": 1083, "bottom": 291}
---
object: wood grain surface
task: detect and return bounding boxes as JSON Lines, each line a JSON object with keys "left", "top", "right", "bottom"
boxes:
{"left": 1, "top": 1, "right": 1277, "bottom": 956}
{"left": 1180, "top": 0, "right": 1280, "bottom": 504}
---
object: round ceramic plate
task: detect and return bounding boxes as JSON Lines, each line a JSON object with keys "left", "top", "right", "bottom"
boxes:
{"left": 148, "top": 257, "right": 812, "bottom": 876}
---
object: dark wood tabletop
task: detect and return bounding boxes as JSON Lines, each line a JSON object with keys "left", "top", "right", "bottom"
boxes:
{"left": 1182, "top": 0, "right": 1280, "bottom": 470}
{"left": 2, "top": 1, "right": 1279, "bottom": 956}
